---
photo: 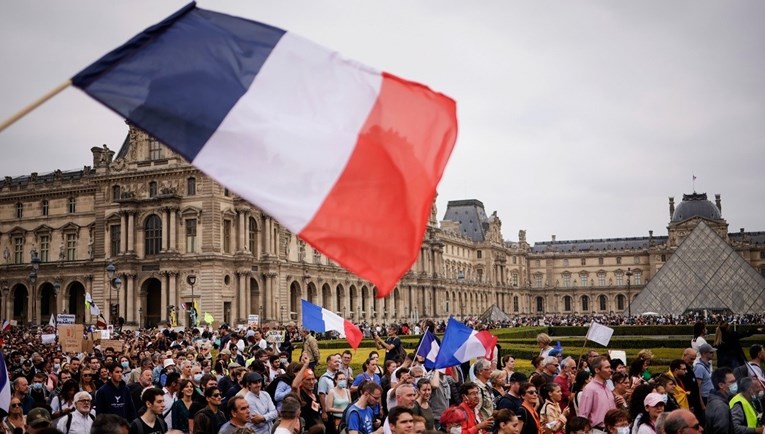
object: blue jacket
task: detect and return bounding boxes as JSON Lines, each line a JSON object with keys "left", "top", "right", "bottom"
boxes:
{"left": 95, "top": 380, "right": 136, "bottom": 422}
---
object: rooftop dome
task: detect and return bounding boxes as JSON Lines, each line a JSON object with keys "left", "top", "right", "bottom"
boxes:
{"left": 671, "top": 192, "right": 722, "bottom": 222}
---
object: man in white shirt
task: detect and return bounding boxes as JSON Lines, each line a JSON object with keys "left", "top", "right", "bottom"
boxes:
{"left": 244, "top": 372, "right": 278, "bottom": 434}
{"left": 56, "top": 391, "right": 95, "bottom": 434}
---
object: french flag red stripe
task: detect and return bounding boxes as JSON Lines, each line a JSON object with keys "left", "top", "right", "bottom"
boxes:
{"left": 300, "top": 73, "right": 457, "bottom": 296}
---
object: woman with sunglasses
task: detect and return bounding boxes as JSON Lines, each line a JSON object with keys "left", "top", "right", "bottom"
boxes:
{"left": 80, "top": 369, "right": 98, "bottom": 398}
{"left": 3, "top": 398, "right": 25, "bottom": 434}
{"left": 517, "top": 383, "right": 541, "bottom": 434}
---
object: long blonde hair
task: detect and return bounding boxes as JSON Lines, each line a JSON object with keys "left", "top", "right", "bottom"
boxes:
{"left": 714, "top": 321, "right": 728, "bottom": 346}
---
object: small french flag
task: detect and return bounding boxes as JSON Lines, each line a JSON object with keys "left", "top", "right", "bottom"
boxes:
{"left": 301, "top": 299, "right": 362, "bottom": 349}
{"left": 1, "top": 320, "right": 10, "bottom": 332}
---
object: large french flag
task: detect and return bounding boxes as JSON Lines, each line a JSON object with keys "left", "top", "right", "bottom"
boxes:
{"left": 71, "top": 3, "right": 458, "bottom": 297}
{"left": 301, "top": 299, "right": 363, "bottom": 349}
{"left": 0, "top": 351, "right": 10, "bottom": 416}
{"left": 434, "top": 317, "right": 498, "bottom": 369}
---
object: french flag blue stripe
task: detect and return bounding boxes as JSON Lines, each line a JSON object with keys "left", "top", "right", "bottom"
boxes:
{"left": 71, "top": 2, "right": 285, "bottom": 162}
{"left": 301, "top": 299, "right": 327, "bottom": 333}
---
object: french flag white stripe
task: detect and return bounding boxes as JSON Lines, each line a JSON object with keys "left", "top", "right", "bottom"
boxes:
{"left": 194, "top": 32, "right": 383, "bottom": 233}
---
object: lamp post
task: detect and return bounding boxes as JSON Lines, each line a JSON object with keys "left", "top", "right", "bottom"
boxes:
{"left": 53, "top": 279, "right": 61, "bottom": 327}
{"left": 187, "top": 271, "right": 197, "bottom": 327}
{"left": 138, "top": 306, "right": 143, "bottom": 328}
{"left": 106, "top": 261, "right": 122, "bottom": 325}
{"left": 625, "top": 267, "right": 633, "bottom": 319}
{"left": 30, "top": 249, "right": 40, "bottom": 326}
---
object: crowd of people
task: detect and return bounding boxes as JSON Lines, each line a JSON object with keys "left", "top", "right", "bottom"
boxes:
{"left": 0, "top": 316, "right": 763, "bottom": 434}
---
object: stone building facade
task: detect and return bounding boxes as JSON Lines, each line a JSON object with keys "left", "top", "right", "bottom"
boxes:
{"left": 1, "top": 126, "right": 764, "bottom": 326}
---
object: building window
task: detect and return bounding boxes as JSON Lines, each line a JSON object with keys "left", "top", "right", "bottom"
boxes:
{"left": 599, "top": 295, "right": 607, "bottom": 311}
{"left": 580, "top": 273, "right": 588, "bottom": 287}
{"left": 512, "top": 273, "right": 519, "bottom": 287}
{"left": 187, "top": 177, "right": 196, "bottom": 196}
{"left": 248, "top": 217, "right": 257, "bottom": 253}
{"left": 110, "top": 224, "right": 121, "bottom": 257}
{"left": 149, "top": 139, "right": 162, "bottom": 160}
{"left": 598, "top": 272, "right": 605, "bottom": 287}
{"left": 149, "top": 181, "right": 157, "bottom": 198}
{"left": 598, "top": 257, "right": 604, "bottom": 265}
{"left": 66, "top": 233, "right": 77, "bottom": 260}
{"left": 617, "top": 294, "right": 625, "bottom": 311}
{"left": 563, "top": 273, "right": 571, "bottom": 288}
{"left": 41, "top": 200, "right": 49, "bottom": 216}
{"left": 68, "top": 197, "right": 76, "bottom": 213}
{"left": 477, "top": 269, "right": 483, "bottom": 282}
{"left": 581, "top": 258, "right": 586, "bottom": 266}
{"left": 564, "top": 296, "right": 572, "bottom": 312}
{"left": 614, "top": 271, "right": 622, "bottom": 286}
{"left": 477, "top": 250, "right": 482, "bottom": 259}
{"left": 512, "top": 256, "right": 517, "bottom": 264}
{"left": 634, "top": 271, "right": 642, "bottom": 285}
{"left": 40, "top": 235, "right": 50, "bottom": 262}
{"left": 513, "top": 296, "right": 519, "bottom": 313}
{"left": 185, "top": 219, "right": 197, "bottom": 253}
{"left": 223, "top": 220, "right": 231, "bottom": 253}
{"left": 634, "top": 256, "right": 641, "bottom": 264}
{"left": 581, "top": 295, "right": 589, "bottom": 311}
{"left": 224, "top": 188, "right": 230, "bottom": 197}
{"left": 144, "top": 215, "right": 162, "bottom": 256}
{"left": 536, "top": 296, "right": 544, "bottom": 313}
{"left": 15, "top": 202, "right": 23, "bottom": 219}
{"left": 112, "top": 185, "right": 121, "bottom": 201}
{"left": 13, "top": 237, "right": 23, "bottom": 264}
{"left": 534, "top": 274, "right": 543, "bottom": 288}
{"left": 660, "top": 254, "right": 667, "bottom": 262}
{"left": 616, "top": 256, "right": 622, "bottom": 265}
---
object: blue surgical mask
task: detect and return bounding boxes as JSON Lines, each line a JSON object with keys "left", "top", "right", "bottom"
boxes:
{"left": 193, "top": 373, "right": 203, "bottom": 383}
{"left": 280, "top": 358, "right": 288, "bottom": 365}
{"left": 338, "top": 380, "right": 348, "bottom": 389}
{"left": 729, "top": 383, "right": 738, "bottom": 395}
{"left": 617, "top": 428, "right": 630, "bottom": 434}
{"left": 121, "top": 361, "right": 130, "bottom": 369}
{"left": 53, "top": 364, "right": 60, "bottom": 371}
{"left": 32, "top": 383, "right": 44, "bottom": 391}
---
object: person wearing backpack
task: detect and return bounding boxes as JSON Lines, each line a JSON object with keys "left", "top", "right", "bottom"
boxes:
{"left": 56, "top": 391, "right": 96, "bottom": 434}
{"left": 341, "top": 382, "right": 384, "bottom": 434}
{"left": 130, "top": 387, "right": 168, "bottom": 434}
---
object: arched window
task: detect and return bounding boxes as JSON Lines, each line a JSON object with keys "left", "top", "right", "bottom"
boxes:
{"left": 187, "top": 177, "right": 196, "bottom": 196}
{"left": 599, "top": 295, "right": 607, "bottom": 311}
{"left": 536, "top": 296, "right": 544, "bottom": 312}
{"left": 617, "top": 294, "right": 625, "bottom": 311}
{"left": 144, "top": 215, "right": 162, "bottom": 256}
{"left": 564, "top": 296, "right": 572, "bottom": 312}
{"left": 581, "top": 295, "right": 589, "bottom": 311}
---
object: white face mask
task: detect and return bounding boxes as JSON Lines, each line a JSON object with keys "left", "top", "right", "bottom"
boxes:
{"left": 450, "top": 427, "right": 463, "bottom": 434}
{"left": 617, "top": 428, "right": 630, "bottom": 434}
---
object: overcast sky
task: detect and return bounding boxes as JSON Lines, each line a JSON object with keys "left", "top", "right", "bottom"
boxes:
{"left": 1, "top": 1, "right": 763, "bottom": 244}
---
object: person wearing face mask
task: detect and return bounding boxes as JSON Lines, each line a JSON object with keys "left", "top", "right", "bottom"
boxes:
{"left": 602, "top": 409, "right": 629, "bottom": 434}
{"left": 705, "top": 367, "right": 737, "bottom": 434}
{"left": 439, "top": 406, "right": 468, "bottom": 434}
{"left": 328, "top": 372, "right": 352, "bottom": 431}
{"left": 729, "top": 377, "right": 764, "bottom": 434}
{"left": 29, "top": 372, "right": 50, "bottom": 407}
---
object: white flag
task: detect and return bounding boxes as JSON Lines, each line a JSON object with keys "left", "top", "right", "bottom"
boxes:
{"left": 48, "top": 314, "right": 55, "bottom": 327}
{"left": 90, "top": 303, "right": 101, "bottom": 316}
{"left": 586, "top": 321, "right": 614, "bottom": 347}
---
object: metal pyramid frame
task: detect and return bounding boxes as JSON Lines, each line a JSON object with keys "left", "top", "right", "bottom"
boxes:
{"left": 628, "top": 221, "right": 765, "bottom": 315}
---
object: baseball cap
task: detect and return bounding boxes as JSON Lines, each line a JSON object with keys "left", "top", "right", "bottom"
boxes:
{"left": 549, "top": 348, "right": 562, "bottom": 357}
{"left": 27, "top": 408, "right": 52, "bottom": 428}
{"left": 644, "top": 392, "right": 666, "bottom": 408}
{"left": 698, "top": 343, "right": 717, "bottom": 354}
{"left": 509, "top": 372, "right": 528, "bottom": 383}
{"left": 244, "top": 372, "right": 263, "bottom": 384}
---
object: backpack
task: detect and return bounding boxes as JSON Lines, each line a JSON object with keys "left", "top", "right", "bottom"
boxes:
{"left": 130, "top": 415, "right": 168, "bottom": 434}
{"left": 337, "top": 404, "right": 363, "bottom": 434}
{"left": 64, "top": 413, "right": 96, "bottom": 434}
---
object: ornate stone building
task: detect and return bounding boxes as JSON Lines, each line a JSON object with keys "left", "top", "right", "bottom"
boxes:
{"left": 1, "top": 126, "right": 764, "bottom": 326}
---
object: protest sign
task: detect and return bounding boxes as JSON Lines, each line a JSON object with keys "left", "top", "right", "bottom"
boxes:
{"left": 101, "top": 339, "right": 125, "bottom": 353}
{"left": 57, "top": 314, "right": 76, "bottom": 324}
{"left": 266, "top": 330, "right": 285, "bottom": 343}
{"left": 248, "top": 314, "right": 260, "bottom": 328}
{"left": 60, "top": 324, "right": 84, "bottom": 353}
{"left": 41, "top": 334, "right": 56, "bottom": 344}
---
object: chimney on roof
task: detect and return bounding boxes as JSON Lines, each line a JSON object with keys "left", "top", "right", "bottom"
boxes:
{"left": 741, "top": 228, "right": 745, "bottom": 234}
{"left": 715, "top": 194, "right": 721, "bottom": 212}
{"left": 552, "top": 235, "right": 556, "bottom": 242}
{"left": 669, "top": 197, "right": 675, "bottom": 218}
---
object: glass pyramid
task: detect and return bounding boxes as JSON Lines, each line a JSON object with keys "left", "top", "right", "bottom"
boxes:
{"left": 628, "top": 221, "right": 765, "bottom": 315}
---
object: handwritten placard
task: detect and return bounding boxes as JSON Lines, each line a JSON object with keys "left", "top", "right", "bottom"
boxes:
{"left": 59, "top": 324, "right": 84, "bottom": 354}
{"left": 101, "top": 339, "right": 124, "bottom": 353}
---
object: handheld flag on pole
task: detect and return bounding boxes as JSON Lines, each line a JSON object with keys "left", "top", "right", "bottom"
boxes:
{"left": 434, "top": 317, "right": 497, "bottom": 369}
{"left": 204, "top": 312, "right": 214, "bottom": 324}
{"left": 415, "top": 329, "right": 440, "bottom": 369}
{"left": 585, "top": 321, "right": 614, "bottom": 347}
{"left": 68, "top": 3, "right": 458, "bottom": 298}
{"left": 301, "top": 299, "right": 362, "bottom": 349}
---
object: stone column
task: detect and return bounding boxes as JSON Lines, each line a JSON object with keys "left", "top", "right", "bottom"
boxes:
{"left": 120, "top": 213, "right": 127, "bottom": 254}
{"left": 161, "top": 210, "right": 169, "bottom": 251}
{"left": 264, "top": 219, "right": 271, "bottom": 256}
{"left": 160, "top": 273, "right": 167, "bottom": 323}
{"left": 134, "top": 276, "right": 143, "bottom": 327}
{"left": 169, "top": 209, "right": 177, "bottom": 252}
{"left": 125, "top": 274, "right": 135, "bottom": 323}
{"left": 169, "top": 271, "right": 177, "bottom": 315}
{"left": 238, "top": 211, "right": 246, "bottom": 252}
{"left": 127, "top": 213, "right": 135, "bottom": 253}
{"left": 237, "top": 272, "right": 246, "bottom": 322}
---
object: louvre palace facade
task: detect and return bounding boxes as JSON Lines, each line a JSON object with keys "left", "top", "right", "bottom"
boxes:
{"left": 1, "top": 124, "right": 764, "bottom": 327}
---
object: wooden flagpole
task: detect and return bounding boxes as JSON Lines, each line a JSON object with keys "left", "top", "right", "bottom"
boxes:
{"left": 0, "top": 80, "right": 72, "bottom": 133}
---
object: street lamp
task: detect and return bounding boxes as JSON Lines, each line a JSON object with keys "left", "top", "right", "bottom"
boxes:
{"left": 106, "top": 261, "right": 122, "bottom": 324}
{"left": 138, "top": 306, "right": 143, "bottom": 328}
{"left": 187, "top": 271, "right": 197, "bottom": 327}
{"left": 53, "top": 279, "right": 61, "bottom": 326}
{"left": 625, "top": 267, "right": 633, "bottom": 319}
